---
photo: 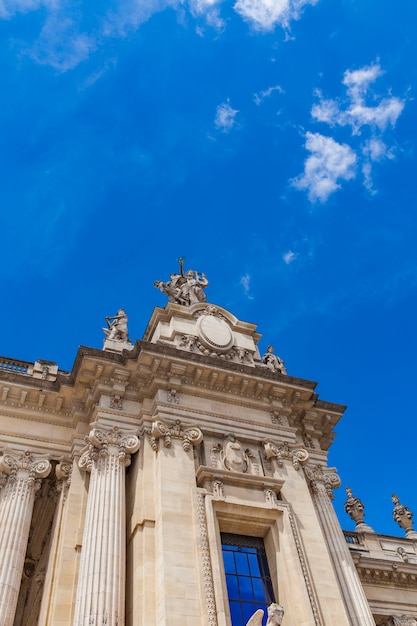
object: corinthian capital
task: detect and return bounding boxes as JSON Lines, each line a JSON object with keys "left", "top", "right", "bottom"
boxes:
{"left": 0, "top": 449, "right": 51, "bottom": 490}
{"left": 304, "top": 464, "right": 341, "bottom": 500}
{"left": 79, "top": 424, "right": 140, "bottom": 471}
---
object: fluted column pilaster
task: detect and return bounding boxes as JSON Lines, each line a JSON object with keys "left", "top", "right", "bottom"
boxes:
{"left": 73, "top": 424, "right": 140, "bottom": 626}
{"left": 0, "top": 449, "right": 51, "bottom": 626}
{"left": 305, "top": 465, "right": 375, "bottom": 626}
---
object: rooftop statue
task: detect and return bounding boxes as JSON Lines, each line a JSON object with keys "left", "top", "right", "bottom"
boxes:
{"left": 261, "top": 345, "right": 287, "bottom": 375}
{"left": 103, "top": 308, "right": 129, "bottom": 342}
{"left": 154, "top": 257, "right": 208, "bottom": 306}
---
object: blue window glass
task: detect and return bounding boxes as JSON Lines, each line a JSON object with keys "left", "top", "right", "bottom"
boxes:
{"left": 221, "top": 533, "right": 275, "bottom": 626}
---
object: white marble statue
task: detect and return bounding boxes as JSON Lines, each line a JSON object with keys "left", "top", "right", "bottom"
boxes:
{"left": 154, "top": 259, "right": 208, "bottom": 306}
{"left": 261, "top": 346, "right": 287, "bottom": 375}
{"left": 103, "top": 309, "right": 129, "bottom": 342}
{"left": 246, "top": 603, "right": 285, "bottom": 626}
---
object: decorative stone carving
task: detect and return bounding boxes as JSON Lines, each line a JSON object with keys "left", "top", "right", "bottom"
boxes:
{"left": 261, "top": 345, "right": 287, "bottom": 375}
{"left": 264, "top": 488, "right": 278, "bottom": 506}
{"left": 102, "top": 308, "right": 130, "bottom": 342}
{"left": 167, "top": 389, "right": 179, "bottom": 404}
{"left": 109, "top": 394, "right": 123, "bottom": 410}
{"left": 379, "top": 617, "right": 417, "bottom": 626}
{"left": 344, "top": 487, "right": 374, "bottom": 533}
{"left": 392, "top": 495, "right": 417, "bottom": 539}
{"left": 212, "top": 480, "right": 225, "bottom": 498}
{"left": 396, "top": 547, "right": 409, "bottom": 562}
{"left": 305, "top": 464, "right": 341, "bottom": 500}
{"left": 210, "top": 436, "right": 261, "bottom": 475}
{"left": 264, "top": 440, "right": 309, "bottom": 471}
{"left": 221, "top": 434, "right": 248, "bottom": 473}
{"left": 0, "top": 450, "right": 51, "bottom": 626}
{"left": 148, "top": 417, "right": 203, "bottom": 452}
{"left": 154, "top": 258, "right": 208, "bottom": 306}
{"left": 246, "top": 603, "right": 285, "bottom": 626}
{"left": 270, "top": 411, "right": 283, "bottom": 425}
{"left": 74, "top": 424, "right": 140, "bottom": 626}
{"left": 195, "top": 490, "right": 218, "bottom": 626}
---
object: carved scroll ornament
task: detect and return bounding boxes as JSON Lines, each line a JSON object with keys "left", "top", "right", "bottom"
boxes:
{"left": 263, "top": 440, "right": 309, "bottom": 471}
{"left": 148, "top": 418, "right": 203, "bottom": 452}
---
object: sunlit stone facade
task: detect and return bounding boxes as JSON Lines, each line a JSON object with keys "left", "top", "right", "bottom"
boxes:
{"left": 0, "top": 297, "right": 416, "bottom": 626}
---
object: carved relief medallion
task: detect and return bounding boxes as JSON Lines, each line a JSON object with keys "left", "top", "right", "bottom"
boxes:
{"left": 196, "top": 314, "right": 233, "bottom": 352}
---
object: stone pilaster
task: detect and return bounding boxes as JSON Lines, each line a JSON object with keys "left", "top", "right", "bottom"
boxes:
{"left": 0, "top": 449, "right": 51, "bottom": 626}
{"left": 73, "top": 424, "right": 140, "bottom": 626}
{"left": 305, "top": 465, "right": 375, "bottom": 626}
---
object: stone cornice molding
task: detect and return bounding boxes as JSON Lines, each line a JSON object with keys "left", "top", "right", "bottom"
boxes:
{"left": 0, "top": 449, "right": 51, "bottom": 491}
{"left": 355, "top": 561, "right": 417, "bottom": 589}
{"left": 304, "top": 464, "right": 341, "bottom": 500}
{"left": 79, "top": 424, "right": 140, "bottom": 471}
{"left": 263, "top": 439, "right": 309, "bottom": 471}
{"left": 146, "top": 417, "right": 203, "bottom": 452}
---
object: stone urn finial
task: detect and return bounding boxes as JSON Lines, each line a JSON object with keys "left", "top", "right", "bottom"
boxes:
{"left": 392, "top": 494, "right": 417, "bottom": 539}
{"left": 344, "top": 487, "right": 374, "bottom": 533}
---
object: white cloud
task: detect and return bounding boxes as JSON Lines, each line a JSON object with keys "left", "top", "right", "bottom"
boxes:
{"left": 233, "top": 0, "right": 319, "bottom": 31}
{"left": 312, "top": 63, "right": 405, "bottom": 135}
{"left": 253, "top": 84, "right": 284, "bottom": 105}
{"left": 214, "top": 101, "right": 239, "bottom": 132}
{"left": 30, "top": 14, "right": 95, "bottom": 71}
{"left": 0, "top": 0, "right": 59, "bottom": 19}
{"left": 240, "top": 273, "right": 254, "bottom": 299}
{"left": 302, "top": 62, "right": 406, "bottom": 199}
{"left": 292, "top": 132, "right": 357, "bottom": 203}
{"left": 283, "top": 250, "right": 297, "bottom": 264}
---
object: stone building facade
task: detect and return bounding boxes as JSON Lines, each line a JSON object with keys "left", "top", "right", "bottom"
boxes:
{"left": 0, "top": 271, "right": 416, "bottom": 626}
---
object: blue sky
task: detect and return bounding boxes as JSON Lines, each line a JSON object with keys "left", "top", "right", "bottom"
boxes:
{"left": 0, "top": 0, "right": 416, "bottom": 536}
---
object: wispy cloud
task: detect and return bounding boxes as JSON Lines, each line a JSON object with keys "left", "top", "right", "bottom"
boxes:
{"left": 240, "top": 273, "right": 254, "bottom": 299}
{"left": 283, "top": 250, "right": 297, "bottom": 264}
{"left": 312, "top": 66, "right": 405, "bottom": 136}
{"left": 0, "top": 0, "right": 322, "bottom": 70}
{"left": 295, "top": 62, "right": 406, "bottom": 201}
{"left": 292, "top": 132, "right": 357, "bottom": 203}
{"left": 188, "top": 0, "right": 225, "bottom": 30}
{"left": 253, "top": 84, "right": 284, "bottom": 105}
{"left": 214, "top": 101, "right": 239, "bottom": 132}
{"left": 233, "top": 0, "right": 319, "bottom": 31}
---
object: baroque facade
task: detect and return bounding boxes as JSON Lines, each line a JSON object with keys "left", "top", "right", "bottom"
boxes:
{"left": 0, "top": 267, "right": 416, "bottom": 626}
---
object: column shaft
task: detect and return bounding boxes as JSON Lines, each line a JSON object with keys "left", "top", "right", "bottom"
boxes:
{"left": 0, "top": 452, "right": 51, "bottom": 626}
{"left": 312, "top": 480, "right": 375, "bottom": 626}
{"left": 73, "top": 425, "right": 139, "bottom": 626}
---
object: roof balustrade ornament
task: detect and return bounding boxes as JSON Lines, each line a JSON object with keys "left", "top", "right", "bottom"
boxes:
{"left": 344, "top": 486, "right": 374, "bottom": 533}
{"left": 154, "top": 257, "right": 208, "bottom": 306}
{"left": 392, "top": 494, "right": 417, "bottom": 539}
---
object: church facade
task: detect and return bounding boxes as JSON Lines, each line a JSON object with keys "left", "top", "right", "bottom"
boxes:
{"left": 0, "top": 267, "right": 416, "bottom": 626}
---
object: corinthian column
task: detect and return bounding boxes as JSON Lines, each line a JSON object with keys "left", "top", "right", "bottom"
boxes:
{"left": 0, "top": 449, "right": 51, "bottom": 626}
{"left": 305, "top": 465, "right": 375, "bottom": 626}
{"left": 73, "top": 424, "right": 140, "bottom": 626}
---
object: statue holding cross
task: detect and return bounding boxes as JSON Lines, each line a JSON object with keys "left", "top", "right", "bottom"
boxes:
{"left": 154, "top": 258, "right": 208, "bottom": 306}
